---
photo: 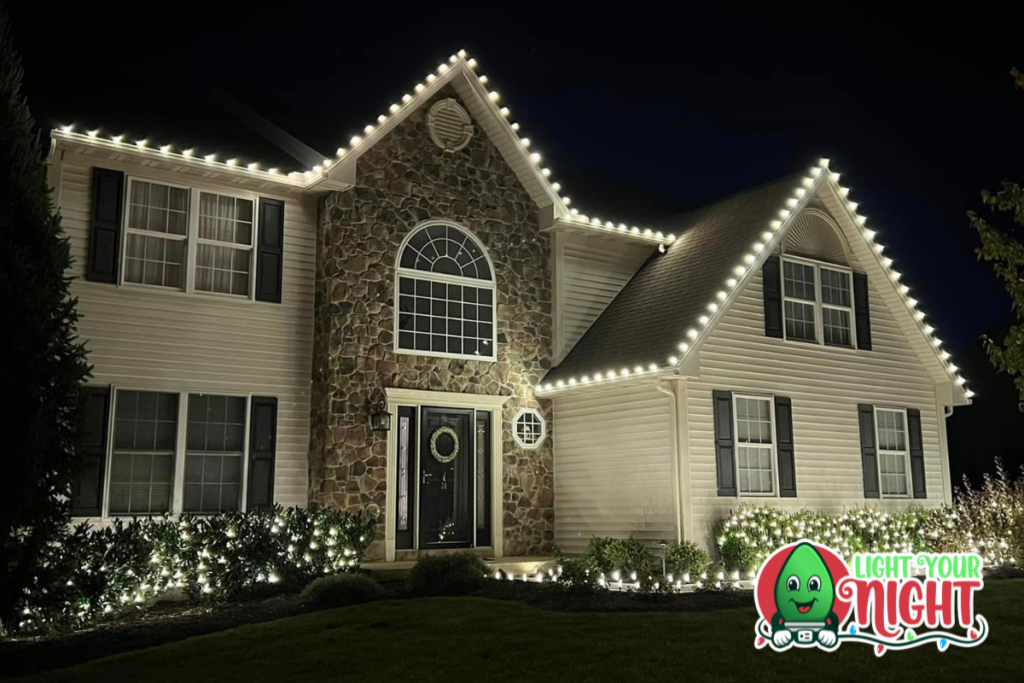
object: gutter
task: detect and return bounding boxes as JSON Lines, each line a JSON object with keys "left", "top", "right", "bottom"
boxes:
{"left": 655, "top": 380, "right": 683, "bottom": 543}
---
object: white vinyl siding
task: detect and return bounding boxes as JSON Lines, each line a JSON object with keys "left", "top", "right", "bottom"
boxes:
{"left": 555, "top": 232, "right": 653, "bottom": 361}
{"left": 687, "top": 236, "right": 947, "bottom": 551}
{"left": 59, "top": 157, "right": 315, "bottom": 512}
{"left": 553, "top": 383, "right": 675, "bottom": 554}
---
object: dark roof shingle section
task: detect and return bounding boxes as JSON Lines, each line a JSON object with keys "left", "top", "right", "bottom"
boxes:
{"left": 545, "top": 173, "right": 803, "bottom": 384}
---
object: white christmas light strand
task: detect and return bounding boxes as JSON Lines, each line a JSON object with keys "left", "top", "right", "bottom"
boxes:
{"left": 536, "top": 159, "right": 971, "bottom": 398}
{"left": 54, "top": 50, "right": 672, "bottom": 243}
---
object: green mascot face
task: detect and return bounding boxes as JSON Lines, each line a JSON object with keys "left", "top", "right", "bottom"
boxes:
{"left": 774, "top": 542, "right": 835, "bottom": 623}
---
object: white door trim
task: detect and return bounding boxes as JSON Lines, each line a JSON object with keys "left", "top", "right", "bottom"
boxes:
{"left": 383, "top": 388, "right": 510, "bottom": 561}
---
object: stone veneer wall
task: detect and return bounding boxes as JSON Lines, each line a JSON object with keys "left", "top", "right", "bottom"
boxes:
{"left": 309, "top": 88, "right": 554, "bottom": 559}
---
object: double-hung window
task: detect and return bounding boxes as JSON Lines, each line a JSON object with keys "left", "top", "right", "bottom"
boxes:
{"left": 124, "top": 180, "right": 189, "bottom": 288}
{"left": 874, "top": 407, "right": 910, "bottom": 497}
{"left": 196, "top": 193, "right": 255, "bottom": 296}
{"left": 733, "top": 395, "right": 776, "bottom": 495}
{"left": 184, "top": 395, "right": 247, "bottom": 513}
{"left": 121, "top": 178, "right": 258, "bottom": 298}
{"left": 109, "top": 390, "right": 179, "bottom": 514}
{"left": 782, "top": 257, "right": 855, "bottom": 348}
{"left": 106, "top": 389, "right": 252, "bottom": 516}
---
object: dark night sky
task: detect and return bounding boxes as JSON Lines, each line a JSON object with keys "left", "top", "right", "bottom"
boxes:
{"left": 9, "top": 3, "right": 1024, "bottom": 483}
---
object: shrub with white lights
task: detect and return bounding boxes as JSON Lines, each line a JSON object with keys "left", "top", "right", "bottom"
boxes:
{"left": 14, "top": 505, "right": 376, "bottom": 634}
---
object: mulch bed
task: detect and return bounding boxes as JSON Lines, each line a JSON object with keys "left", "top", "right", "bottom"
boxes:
{"left": 1, "top": 580, "right": 752, "bottom": 679}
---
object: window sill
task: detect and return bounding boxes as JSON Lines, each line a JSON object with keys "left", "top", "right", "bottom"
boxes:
{"left": 394, "top": 347, "right": 498, "bottom": 363}
{"left": 100, "top": 279, "right": 268, "bottom": 304}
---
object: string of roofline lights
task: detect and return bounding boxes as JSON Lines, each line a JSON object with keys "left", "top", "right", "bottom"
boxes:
{"left": 49, "top": 54, "right": 967, "bottom": 397}
{"left": 534, "top": 158, "right": 972, "bottom": 398}
{"left": 52, "top": 50, "right": 674, "bottom": 245}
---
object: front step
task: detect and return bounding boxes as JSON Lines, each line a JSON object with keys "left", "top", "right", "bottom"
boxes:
{"left": 394, "top": 547, "right": 496, "bottom": 563}
{"left": 362, "top": 554, "right": 557, "bottom": 582}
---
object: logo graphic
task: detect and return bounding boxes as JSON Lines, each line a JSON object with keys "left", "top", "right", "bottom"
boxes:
{"left": 753, "top": 541, "right": 988, "bottom": 656}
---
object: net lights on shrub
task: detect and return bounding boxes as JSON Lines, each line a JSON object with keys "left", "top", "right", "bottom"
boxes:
{"left": 12, "top": 506, "right": 375, "bottom": 635}
{"left": 535, "top": 158, "right": 971, "bottom": 398}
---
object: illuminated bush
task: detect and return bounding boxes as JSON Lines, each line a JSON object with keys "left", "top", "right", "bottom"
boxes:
{"left": 920, "top": 463, "right": 1024, "bottom": 567}
{"left": 714, "top": 505, "right": 933, "bottom": 572}
{"left": 664, "top": 541, "right": 711, "bottom": 579}
{"left": 14, "top": 505, "right": 376, "bottom": 634}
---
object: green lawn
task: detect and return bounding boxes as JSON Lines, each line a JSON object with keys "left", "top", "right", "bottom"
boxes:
{"left": 19, "top": 580, "right": 1024, "bottom": 683}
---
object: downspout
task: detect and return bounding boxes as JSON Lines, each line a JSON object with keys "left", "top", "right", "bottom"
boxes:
{"left": 655, "top": 380, "right": 683, "bottom": 543}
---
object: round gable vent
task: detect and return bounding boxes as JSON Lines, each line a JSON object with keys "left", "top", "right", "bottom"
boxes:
{"left": 428, "top": 98, "right": 474, "bottom": 152}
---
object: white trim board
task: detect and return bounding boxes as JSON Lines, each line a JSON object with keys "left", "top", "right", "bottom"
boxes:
{"left": 383, "top": 387, "right": 509, "bottom": 562}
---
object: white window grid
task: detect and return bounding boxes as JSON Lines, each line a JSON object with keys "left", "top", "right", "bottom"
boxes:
{"left": 512, "top": 408, "right": 546, "bottom": 449}
{"left": 780, "top": 255, "right": 856, "bottom": 349}
{"left": 120, "top": 175, "right": 260, "bottom": 300}
{"left": 98, "top": 386, "right": 252, "bottom": 518}
{"left": 123, "top": 178, "right": 190, "bottom": 290}
{"left": 195, "top": 192, "right": 256, "bottom": 297}
{"left": 395, "top": 222, "right": 497, "bottom": 362}
{"left": 184, "top": 394, "right": 248, "bottom": 513}
{"left": 732, "top": 394, "right": 778, "bottom": 497}
{"left": 874, "top": 406, "right": 911, "bottom": 498}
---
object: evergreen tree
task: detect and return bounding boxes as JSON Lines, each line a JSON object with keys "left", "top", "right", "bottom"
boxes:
{"left": 969, "top": 68, "right": 1024, "bottom": 412}
{"left": 0, "top": 5, "right": 91, "bottom": 634}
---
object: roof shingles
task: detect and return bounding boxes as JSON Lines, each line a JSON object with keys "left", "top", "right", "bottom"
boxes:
{"left": 544, "top": 173, "right": 803, "bottom": 385}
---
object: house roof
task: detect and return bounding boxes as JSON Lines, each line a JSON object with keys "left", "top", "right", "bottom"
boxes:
{"left": 50, "top": 50, "right": 673, "bottom": 245}
{"left": 539, "top": 160, "right": 973, "bottom": 405}
{"left": 544, "top": 173, "right": 803, "bottom": 385}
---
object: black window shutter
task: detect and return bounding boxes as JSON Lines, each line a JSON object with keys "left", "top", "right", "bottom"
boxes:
{"left": 907, "top": 408, "right": 927, "bottom": 499}
{"left": 247, "top": 397, "right": 278, "bottom": 510}
{"left": 762, "top": 255, "right": 783, "bottom": 338}
{"left": 87, "top": 168, "right": 125, "bottom": 283}
{"left": 712, "top": 390, "right": 737, "bottom": 496}
{"left": 256, "top": 198, "right": 285, "bottom": 303}
{"left": 853, "top": 272, "right": 872, "bottom": 350}
{"left": 71, "top": 387, "right": 110, "bottom": 516}
{"left": 857, "top": 404, "right": 880, "bottom": 498}
{"left": 774, "top": 396, "right": 797, "bottom": 497}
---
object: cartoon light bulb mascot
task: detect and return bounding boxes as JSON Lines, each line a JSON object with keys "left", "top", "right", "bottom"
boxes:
{"left": 769, "top": 542, "right": 839, "bottom": 648}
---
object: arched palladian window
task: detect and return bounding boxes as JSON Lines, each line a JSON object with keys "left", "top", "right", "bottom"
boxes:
{"left": 395, "top": 221, "right": 497, "bottom": 360}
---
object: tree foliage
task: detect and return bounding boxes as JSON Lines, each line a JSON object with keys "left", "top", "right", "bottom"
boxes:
{"left": 0, "top": 5, "right": 91, "bottom": 634}
{"left": 969, "top": 67, "right": 1024, "bottom": 412}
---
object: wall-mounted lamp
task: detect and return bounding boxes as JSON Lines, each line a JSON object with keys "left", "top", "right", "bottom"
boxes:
{"left": 370, "top": 400, "right": 392, "bottom": 432}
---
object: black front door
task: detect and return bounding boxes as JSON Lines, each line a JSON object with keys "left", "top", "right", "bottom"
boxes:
{"left": 419, "top": 407, "right": 473, "bottom": 548}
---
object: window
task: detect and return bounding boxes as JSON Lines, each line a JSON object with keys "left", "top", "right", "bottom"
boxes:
{"left": 781, "top": 257, "right": 855, "bottom": 348}
{"left": 195, "top": 192, "right": 255, "bottom": 296}
{"left": 512, "top": 408, "right": 546, "bottom": 449}
{"left": 121, "top": 177, "right": 260, "bottom": 299}
{"left": 875, "top": 407, "right": 910, "bottom": 497}
{"left": 100, "top": 389, "right": 267, "bottom": 517}
{"left": 184, "top": 395, "right": 247, "bottom": 513}
{"left": 109, "top": 390, "right": 179, "bottom": 514}
{"left": 396, "top": 222, "right": 496, "bottom": 360}
{"left": 124, "top": 180, "right": 189, "bottom": 288}
{"left": 733, "top": 395, "right": 775, "bottom": 495}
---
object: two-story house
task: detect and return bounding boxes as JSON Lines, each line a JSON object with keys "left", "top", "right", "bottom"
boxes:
{"left": 49, "top": 50, "right": 970, "bottom": 562}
